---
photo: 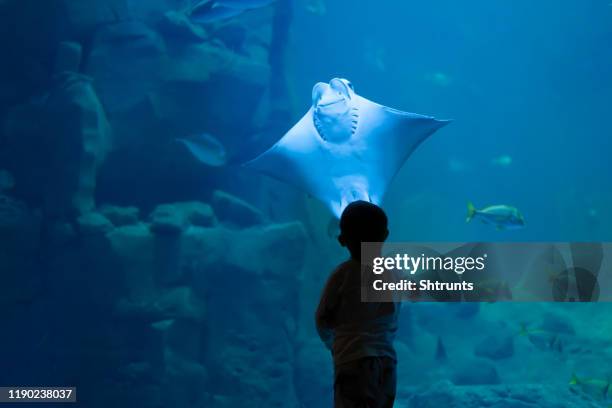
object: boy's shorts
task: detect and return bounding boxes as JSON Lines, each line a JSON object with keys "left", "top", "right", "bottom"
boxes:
{"left": 334, "top": 356, "right": 397, "bottom": 408}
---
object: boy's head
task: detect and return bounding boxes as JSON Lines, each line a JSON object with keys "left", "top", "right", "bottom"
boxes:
{"left": 338, "top": 201, "right": 389, "bottom": 259}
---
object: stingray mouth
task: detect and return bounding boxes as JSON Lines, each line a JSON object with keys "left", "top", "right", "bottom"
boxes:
{"left": 316, "top": 99, "right": 344, "bottom": 108}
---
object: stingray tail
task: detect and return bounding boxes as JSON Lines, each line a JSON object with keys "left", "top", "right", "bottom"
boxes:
{"left": 466, "top": 201, "right": 476, "bottom": 223}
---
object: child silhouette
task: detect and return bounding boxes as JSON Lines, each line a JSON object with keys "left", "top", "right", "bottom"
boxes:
{"left": 316, "top": 201, "right": 399, "bottom": 408}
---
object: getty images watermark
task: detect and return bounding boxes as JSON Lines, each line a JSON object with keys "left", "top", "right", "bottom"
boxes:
{"left": 360, "top": 242, "right": 612, "bottom": 302}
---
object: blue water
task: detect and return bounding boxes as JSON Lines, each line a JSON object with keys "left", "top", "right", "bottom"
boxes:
{"left": 289, "top": 0, "right": 612, "bottom": 242}
{"left": 0, "top": 0, "right": 611, "bottom": 407}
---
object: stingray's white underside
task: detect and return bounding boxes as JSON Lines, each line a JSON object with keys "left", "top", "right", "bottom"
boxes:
{"left": 246, "top": 93, "right": 450, "bottom": 217}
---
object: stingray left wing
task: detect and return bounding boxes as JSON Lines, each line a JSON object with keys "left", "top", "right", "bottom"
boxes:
{"left": 244, "top": 108, "right": 341, "bottom": 210}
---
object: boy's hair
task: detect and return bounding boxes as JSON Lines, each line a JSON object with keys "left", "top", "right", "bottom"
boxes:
{"left": 338, "top": 201, "right": 388, "bottom": 258}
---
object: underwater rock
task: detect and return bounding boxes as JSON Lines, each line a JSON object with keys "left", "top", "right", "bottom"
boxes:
{"left": 162, "top": 37, "right": 268, "bottom": 85}
{"left": 149, "top": 204, "right": 188, "bottom": 235}
{"left": 86, "top": 20, "right": 166, "bottom": 114}
{"left": 209, "top": 330, "right": 300, "bottom": 408}
{"left": 453, "top": 302, "right": 480, "bottom": 319}
{"left": 60, "top": 0, "right": 130, "bottom": 37}
{"left": 178, "top": 201, "right": 216, "bottom": 227}
{"left": 152, "top": 233, "right": 183, "bottom": 285}
{"left": 154, "top": 40, "right": 269, "bottom": 138}
{"left": 53, "top": 41, "right": 82, "bottom": 74}
{"left": 183, "top": 221, "right": 306, "bottom": 281}
{"left": 162, "top": 349, "right": 209, "bottom": 407}
{"left": 232, "top": 221, "right": 307, "bottom": 276}
{"left": 1, "top": 101, "right": 47, "bottom": 200}
{"left": 124, "top": 0, "right": 186, "bottom": 23}
{"left": 213, "top": 22, "right": 248, "bottom": 52}
{"left": 0, "top": 194, "right": 42, "bottom": 306}
{"left": 46, "top": 72, "right": 112, "bottom": 216}
{"left": 156, "top": 286, "right": 205, "bottom": 322}
{"left": 294, "top": 340, "right": 333, "bottom": 408}
{"left": 85, "top": 23, "right": 268, "bottom": 173}
{"left": 0, "top": 170, "right": 14, "bottom": 192}
{"left": 88, "top": 18, "right": 267, "bottom": 121}
{"left": 450, "top": 358, "right": 500, "bottom": 385}
{"left": 541, "top": 312, "right": 576, "bottom": 335}
{"left": 110, "top": 218, "right": 184, "bottom": 300}
{"left": 407, "top": 381, "right": 602, "bottom": 408}
{"left": 157, "top": 11, "right": 207, "bottom": 43}
{"left": 435, "top": 336, "right": 448, "bottom": 362}
{"left": 3, "top": 72, "right": 111, "bottom": 217}
{"left": 474, "top": 333, "right": 514, "bottom": 360}
{"left": 108, "top": 223, "right": 157, "bottom": 301}
{"left": 47, "top": 219, "right": 124, "bottom": 312}
{"left": 46, "top": 221, "right": 77, "bottom": 248}
{"left": 149, "top": 201, "right": 216, "bottom": 234}
{"left": 117, "top": 361, "right": 157, "bottom": 384}
{"left": 77, "top": 212, "right": 114, "bottom": 235}
{"left": 179, "top": 221, "right": 305, "bottom": 406}
{"left": 93, "top": 20, "right": 165, "bottom": 55}
{"left": 164, "top": 317, "right": 207, "bottom": 367}
{"left": 99, "top": 204, "right": 140, "bottom": 226}
{"left": 104, "top": 218, "right": 305, "bottom": 407}
{"left": 211, "top": 190, "right": 265, "bottom": 227}
{"left": 115, "top": 286, "right": 204, "bottom": 323}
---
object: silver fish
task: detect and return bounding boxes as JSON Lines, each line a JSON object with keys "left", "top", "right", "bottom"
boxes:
{"left": 466, "top": 202, "right": 525, "bottom": 230}
{"left": 190, "top": 0, "right": 276, "bottom": 23}
{"left": 177, "top": 133, "right": 227, "bottom": 167}
{"left": 491, "top": 155, "right": 513, "bottom": 167}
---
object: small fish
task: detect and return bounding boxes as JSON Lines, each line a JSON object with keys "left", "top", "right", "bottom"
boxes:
{"left": 151, "top": 319, "right": 175, "bottom": 331}
{"left": 570, "top": 373, "right": 611, "bottom": 401}
{"left": 190, "top": 0, "right": 276, "bottom": 23}
{"left": 466, "top": 202, "right": 525, "bottom": 230}
{"left": 177, "top": 133, "right": 227, "bottom": 167}
{"left": 0, "top": 170, "right": 14, "bottom": 191}
{"left": 305, "top": 0, "right": 326, "bottom": 15}
{"left": 491, "top": 155, "right": 513, "bottom": 167}
{"left": 517, "top": 323, "right": 545, "bottom": 337}
{"left": 425, "top": 71, "right": 452, "bottom": 87}
{"left": 585, "top": 207, "right": 599, "bottom": 228}
{"left": 518, "top": 323, "right": 564, "bottom": 353}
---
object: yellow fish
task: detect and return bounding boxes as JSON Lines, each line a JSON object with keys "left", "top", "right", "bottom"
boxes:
{"left": 570, "top": 373, "right": 611, "bottom": 401}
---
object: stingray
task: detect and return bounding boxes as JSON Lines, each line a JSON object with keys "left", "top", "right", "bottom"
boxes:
{"left": 245, "top": 78, "right": 450, "bottom": 217}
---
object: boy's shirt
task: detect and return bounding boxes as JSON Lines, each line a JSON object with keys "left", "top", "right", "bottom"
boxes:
{"left": 315, "top": 259, "right": 400, "bottom": 367}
